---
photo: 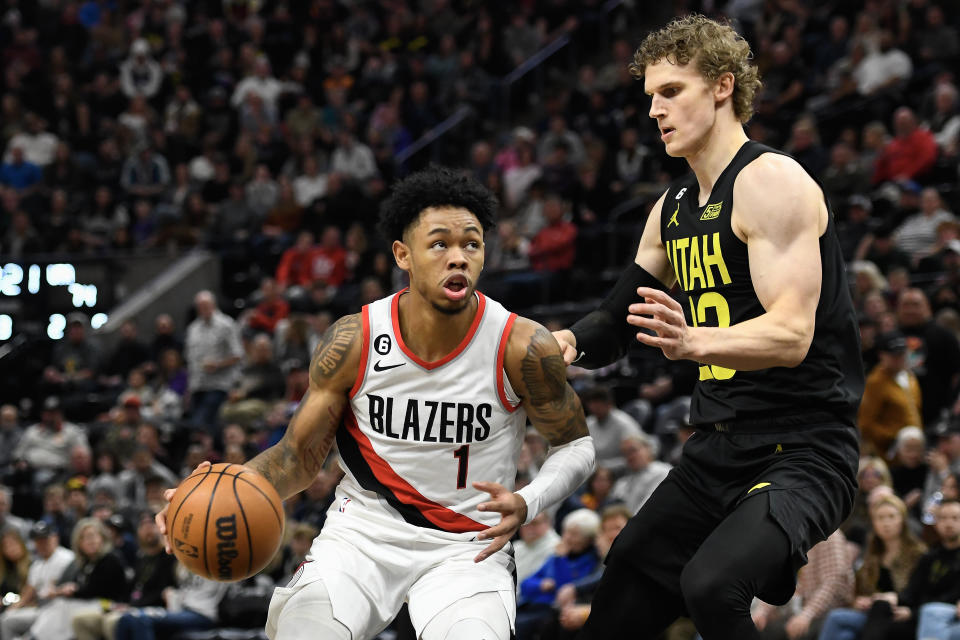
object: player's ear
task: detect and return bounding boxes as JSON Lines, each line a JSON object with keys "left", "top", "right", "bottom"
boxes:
{"left": 393, "top": 239, "right": 411, "bottom": 270}
{"left": 714, "top": 71, "right": 735, "bottom": 104}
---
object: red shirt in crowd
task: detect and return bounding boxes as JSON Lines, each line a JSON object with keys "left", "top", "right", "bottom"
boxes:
{"left": 248, "top": 298, "right": 290, "bottom": 333}
{"left": 275, "top": 246, "right": 321, "bottom": 288}
{"left": 872, "top": 128, "right": 938, "bottom": 184}
{"left": 529, "top": 220, "right": 578, "bottom": 272}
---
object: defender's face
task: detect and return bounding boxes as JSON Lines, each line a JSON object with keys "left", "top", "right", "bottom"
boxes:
{"left": 396, "top": 207, "right": 485, "bottom": 315}
{"left": 645, "top": 59, "right": 720, "bottom": 158}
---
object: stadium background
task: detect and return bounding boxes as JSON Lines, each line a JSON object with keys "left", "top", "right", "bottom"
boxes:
{"left": 0, "top": 0, "right": 958, "bottom": 639}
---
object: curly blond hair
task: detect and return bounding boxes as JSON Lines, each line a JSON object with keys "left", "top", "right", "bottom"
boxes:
{"left": 629, "top": 14, "right": 762, "bottom": 122}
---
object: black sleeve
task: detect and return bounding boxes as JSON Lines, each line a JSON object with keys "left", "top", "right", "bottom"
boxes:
{"left": 76, "top": 552, "right": 130, "bottom": 602}
{"left": 897, "top": 553, "right": 930, "bottom": 609}
{"left": 569, "top": 262, "right": 671, "bottom": 369}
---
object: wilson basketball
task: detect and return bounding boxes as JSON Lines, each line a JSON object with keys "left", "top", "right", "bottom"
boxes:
{"left": 167, "top": 463, "right": 285, "bottom": 582}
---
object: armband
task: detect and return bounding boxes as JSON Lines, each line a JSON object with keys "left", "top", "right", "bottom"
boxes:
{"left": 515, "top": 436, "right": 595, "bottom": 524}
{"left": 569, "top": 262, "right": 669, "bottom": 368}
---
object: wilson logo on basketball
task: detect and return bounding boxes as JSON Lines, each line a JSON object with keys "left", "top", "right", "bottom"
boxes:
{"left": 174, "top": 538, "right": 199, "bottom": 559}
{"left": 215, "top": 515, "right": 239, "bottom": 580}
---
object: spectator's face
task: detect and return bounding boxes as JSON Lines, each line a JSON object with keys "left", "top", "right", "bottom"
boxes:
{"left": 897, "top": 290, "right": 930, "bottom": 326}
{"left": 77, "top": 526, "right": 104, "bottom": 558}
{"left": 561, "top": 525, "right": 594, "bottom": 554}
{"left": 935, "top": 87, "right": 956, "bottom": 114}
{"left": 42, "top": 408, "right": 62, "bottom": 430}
{"left": 589, "top": 469, "right": 613, "bottom": 496}
{"left": 898, "top": 437, "right": 925, "bottom": 466}
{"left": 395, "top": 207, "right": 485, "bottom": 316}
{"left": 0, "top": 405, "right": 17, "bottom": 429}
{"left": 519, "top": 513, "right": 552, "bottom": 543}
{"left": 870, "top": 503, "right": 903, "bottom": 542}
{"left": 859, "top": 466, "right": 886, "bottom": 493}
{"left": 137, "top": 516, "right": 161, "bottom": 547}
{"left": 921, "top": 189, "right": 941, "bottom": 214}
{"left": 543, "top": 198, "right": 565, "bottom": 224}
{"left": 251, "top": 338, "right": 273, "bottom": 363}
{"left": 621, "top": 439, "right": 652, "bottom": 471}
{"left": 33, "top": 535, "right": 57, "bottom": 558}
{"left": 1, "top": 533, "right": 24, "bottom": 562}
{"left": 893, "top": 109, "right": 916, "bottom": 138}
{"left": 194, "top": 296, "right": 215, "bottom": 320}
{"left": 601, "top": 514, "right": 628, "bottom": 542}
{"left": 585, "top": 398, "right": 611, "bottom": 420}
{"left": 935, "top": 502, "right": 960, "bottom": 543}
{"left": 943, "top": 475, "right": 959, "bottom": 500}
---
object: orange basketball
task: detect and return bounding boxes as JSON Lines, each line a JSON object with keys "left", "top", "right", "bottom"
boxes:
{"left": 167, "top": 463, "right": 285, "bottom": 582}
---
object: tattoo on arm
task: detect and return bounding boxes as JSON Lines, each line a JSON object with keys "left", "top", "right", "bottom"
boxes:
{"left": 311, "top": 314, "right": 361, "bottom": 384}
{"left": 520, "top": 326, "right": 589, "bottom": 445}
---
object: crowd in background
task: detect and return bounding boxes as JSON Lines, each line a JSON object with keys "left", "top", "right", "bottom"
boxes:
{"left": 1, "top": 0, "right": 960, "bottom": 638}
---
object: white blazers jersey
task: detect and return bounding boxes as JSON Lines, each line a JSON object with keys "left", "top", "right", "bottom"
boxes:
{"left": 335, "top": 289, "right": 528, "bottom": 534}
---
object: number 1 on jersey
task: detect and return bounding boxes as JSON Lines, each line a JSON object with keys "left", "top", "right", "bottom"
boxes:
{"left": 453, "top": 444, "right": 469, "bottom": 489}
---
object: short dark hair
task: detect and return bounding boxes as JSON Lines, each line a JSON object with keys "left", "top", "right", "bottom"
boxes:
{"left": 378, "top": 165, "right": 498, "bottom": 243}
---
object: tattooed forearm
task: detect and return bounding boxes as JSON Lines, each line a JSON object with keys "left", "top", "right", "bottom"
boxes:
{"left": 520, "top": 327, "right": 568, "bottom": 407}
{"left": 247, "top": 391, "right": 344, "bottom": 499}
{"left": 520, "top": 326, "right": 589, "bottom": 445}
{"left": 311, "top": 314, "right": 361, "bottom": 383}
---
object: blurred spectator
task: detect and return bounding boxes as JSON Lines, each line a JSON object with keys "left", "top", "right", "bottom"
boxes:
{"left": 896, "top": 288, "right": 960, "bottom": 426}
{"left": 27, "top": 517, "right": 130, "bottom": 640}
{"left": 311, "top": 226, "right": 349, "bottom": 290}
{"left": 275, "top": 230, "right": 320, "bottom": 291}
{"left": 855, "top": 31, "right": 912, "bottom": 98}
{"left": 784, "top": 116, "right": 828, "bottom": 178}
{"left": 822, "top": 144, "right": 870, "bottom": 207}
{"left": 149, "top": 314, "right": 182, "bottom": 364}
{"left": 231, "top": 55, "right": 290, "bottom": 115}
{"left": 118, "top": 39, "right": 162, "bottom": 99}
{"left": 858, "top": 330, "right": 923, "bottom": 457}
{"left": 292, "top": 156, "right": 327, "bottom": 208}
{"left": 577, "top": 467, "right": 616, "bottom": 513}
{"left": 42, "top": 313, "right": 100, "bottom": 396}
{"left": 0, "top": 485, "right": 30, "bottom": 540}
{"left": 0, "top": 521, "right": 74, "bottom": 640}
{"left": 219, "top": 334, "right": 286, "bottom": 429}
{"left": 872, "top": 107, "right": 938, "bottom": 185}
{"left": 503, "top": 141, "right": 541, "bottom": 212}
{"left": 515, "top": 511, "right": 562, "bottom": 588}
{"left": 245, "top": 164, "right": 279, "bottom": 219}
{"left": 209, "top": 180, "right": 259, "bottom": 249}
{"left": 893, "top": 188, "right": 956, "bottom": 262}
{"left": 582, "top": 386, "right": 643, "bottom": 475}
{"left": 113, "top": 563, "right": 229, "bottom": 640}
{"left": 0, "top": 406, "right": 24, "bottom": 474}
{"left": 610, "top": 433, "right": 671, "bottom": 515}
{"left": 184, "top": 291, "right": 243, "bottom": 432}
{"left": 0, "top": 528, "right": 30, "bottom": 597}
{"left": 72, "top": 511, "right": 178, "bottom": 640}
{"left": 817, "top": 494, "right": 926, "bottom": 640}
{"left": 120, "top": 145, "right": 171, "bottom": 200}
{"left": 928, "top": 82, "right": 960, "bottom": 153}
{"left": 859, "top": 225, "right": 913, "bottom": 276}
{"left": 100, "top": 320, "right": 151, "bottom": 388}
{"left": 3, "top": 112, "right": 58, "bottom": 167}
{"left": 844, "top": 457, "right": 894, "bottom": 546}
{"left": 890, "top": 426, "right": 930, "bottom": 516}
{"left": 754, "top": 530, "right": 853, "bottom": 640}
{"left": 517, "top": 509, "right": 601, "bottom": 639}
{"left": 246, "top": 278, "right": 290, "bottom": 335}
{"left": 0, "top": 145, "right": 42, "bottom": 192}
{"left": 12, "top": 397, "right": 89, "bottom": 490}
{"left": 528, "top": 193, "right": 577, "bottom": 272}
{"left": 0, "top": 210, "right": 42, "bottom": 257}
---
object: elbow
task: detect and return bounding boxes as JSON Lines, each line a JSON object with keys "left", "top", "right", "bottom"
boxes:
{"left": 782, "top": 331, "right": 814, "bottom": 368}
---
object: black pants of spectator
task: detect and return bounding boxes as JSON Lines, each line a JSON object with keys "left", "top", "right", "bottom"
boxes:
{"left": 860, "top": 600, "right": 917, "bottom": 640}
{"left": 190, "top": 389, "right": 227, "bottom": 433}
{"left": 577, "top": 493, "right": 791, "bottom": 640}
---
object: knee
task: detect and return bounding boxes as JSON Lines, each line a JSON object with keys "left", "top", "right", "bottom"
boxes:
{"left": 680, "top": 562, "right": 749, "bottom": 622}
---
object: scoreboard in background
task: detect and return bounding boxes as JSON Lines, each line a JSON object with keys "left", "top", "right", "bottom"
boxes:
{"left": 0, "top": 260, "right": 115, "bottom": 341}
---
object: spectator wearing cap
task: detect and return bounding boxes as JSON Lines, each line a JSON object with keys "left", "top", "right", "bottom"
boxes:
{"left": 872, "top": 107, "right": 939, "bottom": 185}
{"left": 12, "top": 398, "right": 89, "bottom": 490}
{"left": 119, "top": 39, "right": 163, "bottom": 99}
{"left": 184, "top": 290, "right": 243, "bottom": 433}
{"left": 582, "top": 386, "right": 643, "bottom": 476}
{"left": 0, "top": 521, "right": 75, "bottom": 640}
{"left": 896, "top": 288, "right": 960, "bottom": 426}
{"left": 609, "top": 433, "right": 671, "bottom": 515}
{"left": 893, "top": 187, "right": 957, "bottom": 262}
{"left": 858, "top": 330, "right": 923, "bottom": 457}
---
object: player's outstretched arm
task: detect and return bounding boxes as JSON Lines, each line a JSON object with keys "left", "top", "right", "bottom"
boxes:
{"left": 246, "top": 313, "right": 362, "bottom": 499}
{"left": 506, "top": 319, "right": 595, "bottom": 520}
{"left": 553, "top": 190, "right": 676, "bottom": 367}
{"left": 627, "top": 154, "right": 823, "bottom": 370}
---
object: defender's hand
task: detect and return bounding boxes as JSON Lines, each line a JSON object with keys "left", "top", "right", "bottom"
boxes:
{"left": 551, "top": 329, "right": 578, "bottom": 365}
{"left": 473, "top": 481, "right": 528, "bottom": 563}
{"left": 156, "top": 461, "right": 211, "bottom": 554}
{"left": 628, "top": 287, "right": 692, "bottom": 361}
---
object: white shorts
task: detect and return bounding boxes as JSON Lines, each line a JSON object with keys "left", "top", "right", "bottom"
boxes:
{"left": 267, "top": 498, "right": 516, "bottom": 640}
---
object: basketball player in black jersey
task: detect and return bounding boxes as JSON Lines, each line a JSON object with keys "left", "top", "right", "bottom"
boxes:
{"left": 553, "top": 15, "right": 865, "bottom": 640}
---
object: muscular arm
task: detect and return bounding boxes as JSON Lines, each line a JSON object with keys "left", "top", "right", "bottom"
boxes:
{"left": 635, "top": 155, "right": 824, "bottom": 370}
{"left": 506, "top": 319, "right": 590, "bottom": 446}
{"left": 246, "top": 314, "right": 361, "bottom": 499}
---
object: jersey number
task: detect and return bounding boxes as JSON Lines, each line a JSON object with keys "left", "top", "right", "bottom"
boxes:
{"left": 453, "top": 445, "right": 469, "bottom": 490}
{"left": 688, "top": 292, "right": 737, "bottom": 381}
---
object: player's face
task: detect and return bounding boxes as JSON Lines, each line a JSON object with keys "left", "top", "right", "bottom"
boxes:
{"left": 396, "top": 207, "right": 485, "bottom": 315}
{"left": 645, "top": 58, "right": 728, "bottom": 158}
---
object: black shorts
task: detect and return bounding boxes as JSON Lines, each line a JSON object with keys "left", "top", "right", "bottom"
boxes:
{"left": 606, "top": 413, "right": 859, "bottom": 605}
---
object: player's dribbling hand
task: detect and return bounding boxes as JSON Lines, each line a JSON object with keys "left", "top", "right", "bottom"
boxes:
{"left": 627, "top": 287, "right": 692, "bottom": 361}
{"left": 156, "top": 460, "right": 212, "bottom": 554}
{"left": 473, "top": 481, "right": 528, "bottom": 563}
{"left": 551, "top": 329, "right": 579, "bottom": 365}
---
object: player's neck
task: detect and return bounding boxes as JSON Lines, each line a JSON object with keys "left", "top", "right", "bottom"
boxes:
{"left": 686, "top": 121, "right": 749, "bottom": 206}
{"left": 397, "top": 291, "right": 478, "bottom": 361}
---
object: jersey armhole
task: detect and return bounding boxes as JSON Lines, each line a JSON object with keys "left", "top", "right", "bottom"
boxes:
{"left": 496, "top": 313, "right": 522, "bottom": 413}
{"left": 348, "top": 305, "right": 371, "bottom": 399}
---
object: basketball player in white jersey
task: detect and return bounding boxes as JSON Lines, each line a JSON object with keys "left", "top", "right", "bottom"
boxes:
{"left": 159, "top": 166, "right": 596, "bottom": 640}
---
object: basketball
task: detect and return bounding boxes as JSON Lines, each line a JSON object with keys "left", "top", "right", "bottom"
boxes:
{"left": 167, "top": 463, "right": 285, "bottom": 582}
